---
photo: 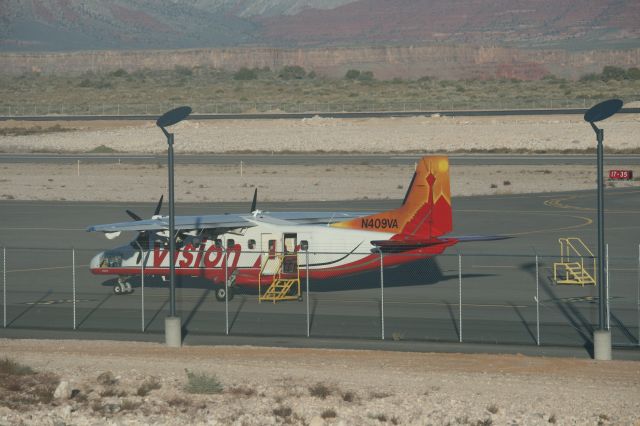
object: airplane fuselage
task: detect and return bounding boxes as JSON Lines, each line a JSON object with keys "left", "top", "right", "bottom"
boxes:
{"left": 90, "top": 220, "right": 453, "bottom": 288}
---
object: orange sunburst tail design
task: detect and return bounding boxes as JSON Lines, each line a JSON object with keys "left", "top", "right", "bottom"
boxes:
{"left": 330, "top": 156, "right": 452, "bottom": 239}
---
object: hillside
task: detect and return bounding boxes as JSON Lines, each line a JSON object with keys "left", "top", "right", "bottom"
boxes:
{"left": 260, "top": 0, "right": 640, "bottom": 48}
{"left": 1, "top": 0, "right": 638, "bottom": 51}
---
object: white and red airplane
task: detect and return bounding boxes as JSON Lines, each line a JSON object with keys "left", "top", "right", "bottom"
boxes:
{"left": 88, "top": 156, "right": 501, "bottom": 301}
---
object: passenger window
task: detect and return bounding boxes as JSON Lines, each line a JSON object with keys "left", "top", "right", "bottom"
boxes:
{"left": 227, "top": 239, "right": 235, "bottom": 248}
{"left": 215, "top": 239, "right": 222, "bottom": 247}
{"left": 248, "top": 239, "right": 256, "bottom": 249}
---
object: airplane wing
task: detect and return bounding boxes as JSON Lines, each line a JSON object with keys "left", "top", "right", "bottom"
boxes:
{"left": 267, "top": 211, "right": 374, "bottom": 225}
{"left": 87, "top": 211, "right": 375, "bottom": 233}
{"left": 86, "top": 214, "right": 254, "bottom": 233}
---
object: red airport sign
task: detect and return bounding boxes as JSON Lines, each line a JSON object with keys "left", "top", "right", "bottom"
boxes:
{"left": 608, "top": 170, "right": 633, "bottom": 180}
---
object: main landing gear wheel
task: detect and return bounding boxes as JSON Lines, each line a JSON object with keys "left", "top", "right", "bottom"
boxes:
{"left": 215, "top": 286, "right": 234, "bottom": 302}
{"left": 113, "top": 281, "right": 134, "bottom": 295}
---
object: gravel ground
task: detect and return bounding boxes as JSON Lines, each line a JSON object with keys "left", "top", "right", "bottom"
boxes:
{"left": 0, "top": 339, "right": 639, "bottom": 425}
{"left": 1, "top": 115, "right": 639, "bottom": 154}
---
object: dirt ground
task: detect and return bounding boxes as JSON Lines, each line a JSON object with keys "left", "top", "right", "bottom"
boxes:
{"left": 0, "top": 339, "right": 639, "bottom": 425}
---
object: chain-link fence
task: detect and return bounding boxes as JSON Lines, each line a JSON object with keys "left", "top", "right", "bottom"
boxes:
{"left": 2, "top": 246, "right": 639, "bottom": 348}
{"left": 3, "top": 98, "right": 638, "bottom": 117}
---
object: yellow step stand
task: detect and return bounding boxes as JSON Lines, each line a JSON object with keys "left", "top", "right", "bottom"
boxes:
{"left": 259, "top": 254, "right": 302, "bottom": 302}
{"left": 553, "top": 238, "right": 597, "bottom": 286}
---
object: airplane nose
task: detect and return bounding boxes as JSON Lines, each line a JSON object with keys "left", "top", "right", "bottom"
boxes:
{"left": 90, "top": 252, "right": 104, "bottom": 269}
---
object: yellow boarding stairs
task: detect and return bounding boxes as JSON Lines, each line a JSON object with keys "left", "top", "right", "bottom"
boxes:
{"left": 553, "top": 237, "right": 596, "bottom": 286}
{"left": 258, "top": 253, "right": 302, "bottom": 302}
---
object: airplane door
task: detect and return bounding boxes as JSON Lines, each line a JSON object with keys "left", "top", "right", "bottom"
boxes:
{"left": 261, "top": 233, "right": 279, "bottom": 275}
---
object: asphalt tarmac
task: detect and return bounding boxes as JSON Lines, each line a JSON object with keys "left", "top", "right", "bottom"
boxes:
{"left": 0, "top": 189, "right": 639, "bottom": 358}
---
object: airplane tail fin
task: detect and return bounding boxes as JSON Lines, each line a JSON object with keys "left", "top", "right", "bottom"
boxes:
{"left": 331, "top": 156, "right": 452, "bottom": 239}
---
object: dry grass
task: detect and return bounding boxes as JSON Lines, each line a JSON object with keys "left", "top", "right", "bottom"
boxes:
{"left": 227, "top": 385, "right": 256, "bottom": 397}
{"left": 0, "top": 125, "right": 74, "bottom": 137}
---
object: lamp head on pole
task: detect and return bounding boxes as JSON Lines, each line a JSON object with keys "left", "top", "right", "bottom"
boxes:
{"left": 584, "top": 99, "right": 623, "bottom": 134}
{"left": 156, "top": 106, "right": 192, "bottom": 138}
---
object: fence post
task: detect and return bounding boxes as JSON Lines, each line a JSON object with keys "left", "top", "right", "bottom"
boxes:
{"left": 141, "top": 249, "right": 145, "bottom": 332}
{"left": 536, "top": 254, "right": 540, "bottom": 346}
{"left": 306, "top": 250, "right": 310, "bottom": 337}
{"left": 3, "top": 247, "right": 6, "bottom": 328}
{"left": 606, "top": 244, "right": 610, "bottom": 331}
{"left": 380, "top": 251, "right": 384, "bottom": 340}
{"left": 637, "top": 244, "right": 639, "bottom": 346}
{"left": 72, "top": 248, "right": 76, "bottom": 330}
{"left": 458, "top": 254, "right": 462, "bottom": 343}
{"left": 225, "top": 248, "right": 229, "bottom": 335}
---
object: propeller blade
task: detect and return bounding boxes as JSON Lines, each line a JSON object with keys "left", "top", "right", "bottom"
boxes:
{"left": 126, "top": 210, "right": 143, "bottom": 221}
{"left": 250, "top": 188, "right": 257, "bottom": 212}
{"left": 154, "top": 195, "right": 164, "bottom": 216}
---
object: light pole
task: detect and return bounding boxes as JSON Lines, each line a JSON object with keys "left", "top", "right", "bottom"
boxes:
{"left": 156, "top": 106, "right": 192, "bottom": 348}
{"left": 583, "top": 99, "right": 623, "bottom": 360}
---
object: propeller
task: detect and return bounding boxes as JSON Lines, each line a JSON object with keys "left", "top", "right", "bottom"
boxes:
{"left": 250, "top": 188, "right": 257, "bottom": 212}
{"left": 154, "top": 194, "right": 164, "bottom": 216}
{"left": 126, "top": 195, "right": 164, "bottom": 264}
{"left": 126, "top": 210, "right": 143, "bottom": 221}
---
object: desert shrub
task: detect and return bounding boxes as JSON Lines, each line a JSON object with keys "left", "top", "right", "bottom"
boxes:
{"left": 341, "top": 391, "right": 355, "bottom": 402}
{"left": 234, "top": 67, "right": 258, "bottom": 80}
{"left": 345, "top": 69, "right": 360, "bottom": 80}
{"left": 88, "top": 144, "right": 118, "bottom": 153}
{"left": 120, "top": 399, "right": 141, "bottom": 411}
{"left": 0, "top": 371, "right": 59, "bottom": 408}
{"left": 359, "top": 70, "right": 374, "bottom": 81}
{"left": 137, "top": 377, "right": 161, "bottom": 396}
{"left": 279, "top": 65, "right": 306, "bottom": 80}
{"left": 487, "top": 404, "right": 499, "bottom": 414}
{"left": 97, "top": 371, "right": 117, "bottom": 386}
{"left": 109, "top": 68, "right": 128, "bottom": 77}
{"left": 174, "top": 65, "right": 193, "bottom": 77}
{"left": 0, "top": 358, "right": 34, "bottom": 376}
{"left": 99, "top": 387, "right": 127, "bottom": 397}
{"left": 273, "top": 406, "right": 292, "bottom": 418}
{"left": 184, "top": 369, "right": 223, "bottom": 394}
{"left": 309, "top": 382, "right": 332, "bottom": 399}
{"left": 321, "top": 409, "right": 337, "bottom": 419}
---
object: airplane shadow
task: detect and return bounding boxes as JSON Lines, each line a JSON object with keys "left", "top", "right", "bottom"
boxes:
{"left": 99, "top": 258, "right": 495, "bottom": 295}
